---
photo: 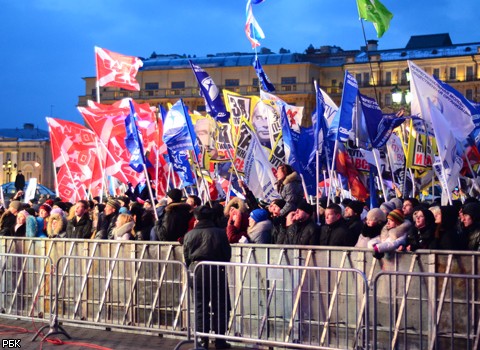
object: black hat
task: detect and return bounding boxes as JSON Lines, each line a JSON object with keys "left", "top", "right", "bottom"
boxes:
{"left": 271, "top": 199, "right": 286, "bottom": 209}
{"left": 297, "top": 200, "right": 314, "bottom": 216}
{"left": 167, "top": 188, "right": 183, "bottom": 203}
{"left": 462, "top": 202, "right": 480, "bottom": 222}
{"left": 193, "top": 206, "right": 214, "bottom": 221}
{"left": 346, "top": 200, "right": 364, "bottom": 216}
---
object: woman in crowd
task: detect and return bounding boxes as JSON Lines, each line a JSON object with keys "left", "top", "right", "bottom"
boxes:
{"left": 14, "top": 210, "right": 29, "bottom": 237}
{"left": 275, "top": 164, "right": 304, "bottom": 217}
{"left": 111, "top": 213, "right": 135, "bottom": 240}
{"left": 47, "top": 211, "right": 68, "bottom": 238}
{"left": 242, "top": 208, "right": 272, "bottom": 244}
{"left": 224, "top": 197, "right": 249, "bottom": 244}
{"left": 368, "top": 209, "right": 411, "bottom": 259}
{"left": 355, "top": 208, "right": 386, "bottom": 248}
{"left": 404, "top": 207, "right": 436, "bottom": 251}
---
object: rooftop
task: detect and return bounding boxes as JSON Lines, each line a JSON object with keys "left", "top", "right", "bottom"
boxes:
{"left": 0, "top": 123, "right": 49, "bottom": 141}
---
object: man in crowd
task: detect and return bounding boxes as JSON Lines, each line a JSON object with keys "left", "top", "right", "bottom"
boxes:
{"left": 183, "top": 206, "right": 232, "bottom": 350}
{"left": 95, "top": 199, "right": 120, "bottom": 239}
{"left": 0, "top": 200, "right": 22, "bottom": 236}
{"left": 343, "top": 200, "right": 365, "bottom": 246}
{"left": 318, "top": 203, "right": 350, "bottom": 246}
{"left": 66, "top": 200, "right": 92, "bottom": 239}
{"left": 280, "top": 200, "right": 319, "bottom": 245}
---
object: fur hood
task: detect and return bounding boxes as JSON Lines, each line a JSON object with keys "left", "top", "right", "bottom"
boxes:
{"left": 224, "top": 197, "right": 248, "bottom": 216}
{"left": 164, "top": 202, "right": 192, "bottom": 213}
{"left": 279, "top": 171, "right": 301, "bottom": 186}
{"left": 381, "top": 220, "right": 411, "bottom": 241}
{"left": 47, "top": 213, "right": 67, "bottom": 238}
{"left": 26, "top": 216, "right": 38, "bottom": 238}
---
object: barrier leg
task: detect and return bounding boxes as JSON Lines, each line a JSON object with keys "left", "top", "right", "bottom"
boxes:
{"left": 32, "top": 314, "right": 71, "bottom": 341}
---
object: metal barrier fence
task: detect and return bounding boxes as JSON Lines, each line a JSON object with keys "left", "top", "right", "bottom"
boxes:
{"left": 38, "top": 256, "right": 191, "bottom": 343}
{"left": 372, "top": 270, "right": 480, "bottom": 350}
{"left": 0, "top": 252, "right": 53, "bottom": 321}
{"left": 191, "top": 260, "right": 369, "bottom": 350}
{"left": 4, "top": 238, "right": 480, "bottom": 349}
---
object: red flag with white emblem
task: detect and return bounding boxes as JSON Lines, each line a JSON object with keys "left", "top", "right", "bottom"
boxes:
{"left": 95, "top": 47, "right": 143, "bottom": 91}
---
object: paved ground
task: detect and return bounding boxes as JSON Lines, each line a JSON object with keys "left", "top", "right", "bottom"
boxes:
{"left": 0, "top": 318, "right": 257, "bottom": 350}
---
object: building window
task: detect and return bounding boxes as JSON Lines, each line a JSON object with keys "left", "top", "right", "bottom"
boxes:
{"left": 225, "top": 79, "right": 239, "bottom": 87}
{"left": 433, "top": 68, "right": 440, "bottom": 78}
{"left": 385, "top": 93, "right": 392, "bottom": 106}
{"left": 281, "top": 77, "right": 296, "bottom": 85}
{"left": 466, "top": 89, "right": 473, "bottom": 100}
{"left": 196, "top": 105, "right": 206, "bottom": 112}
{"left": 355, "top": 73, "right": 362, "bottom": 85}
{"left": 467, "top": 66, "right": 474, "bottom": 81}
{"left": 171, "top": 81, "right": 185, "bottom": 89}
{"left": 145, "top": 82, "right": 159, "bottom": 90}
{"left": 385, "top": 72, "right": 392, "bottom": 85}
{"left": 449, "top": 67, "right": 456, "bottom": 80}
{"left": 252, "top": 78, "right": 259, "bottom": 86}
{"left": 331, "top": 79, "right": 337, "bottom": 87}
{"left": 363, "top": 72, "right": 370, "bottom": 86}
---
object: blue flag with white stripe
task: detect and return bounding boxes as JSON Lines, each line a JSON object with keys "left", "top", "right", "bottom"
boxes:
{"left": 253, "top": 56, "right": 275, "bottom": 92}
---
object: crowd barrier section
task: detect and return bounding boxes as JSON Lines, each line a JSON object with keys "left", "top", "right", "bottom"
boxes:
{"left": 0, "top": 252, "right": 53, "bottom": 322}
{"left": 39, "top": 256, "right": 191, "bottom": 343}
{"left": 372, "top": 270, "right": 480, "bottom": 350}
{"left": 191, "top": 260, "right": 369, "bottom": 350}
{"left": 2, "top": 237, "right": 480, "bottom": 349}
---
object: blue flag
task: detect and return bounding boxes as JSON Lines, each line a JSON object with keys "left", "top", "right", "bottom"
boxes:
{"left": 253, "top": 56, "right": 275, "bottom": 92}
{"left": 281, "top": 106, "right": 318, "bottom": 196}
{"left": 359, "top": 93, "right": 406, "bottom": 148}
{"left": 166, "top": 149, "right": 195, "bottom": 188}
{"left": 310, "top": 84, "right": 327, "bottom": 165}
{"left": 189, "top": 60, "right": 230, "bottom": 123}
{"left": 328, "top": 71, "right": 358, "bottom": 141}
{"left": 162, "top": 99, "right": 200, "bottom": 157}
{"left": 124, "top": 100, "right": 147, "bottom": 172}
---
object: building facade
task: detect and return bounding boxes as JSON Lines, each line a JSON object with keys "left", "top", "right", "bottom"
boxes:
{"left": 78, "top": 33, "right": 480, "bottom": 125}
{"left": 0, "top": 123, "right": 54, "bottom": 192}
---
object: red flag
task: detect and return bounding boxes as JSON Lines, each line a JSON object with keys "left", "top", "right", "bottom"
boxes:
{"left": 95, "top": 47, "right": 143, "bottom": 91}
{"left": 47, "top": 118, "right": 103, "bottom": 201}
{"left": 335, "top": 146, "right": 368, "bottom": 201}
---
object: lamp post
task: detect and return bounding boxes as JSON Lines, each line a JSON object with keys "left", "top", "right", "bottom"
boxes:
{"left": 391, "top": 85, "right": 412, "bottom": 115}
{"left": 34, "top": 161, "right": 42, "bottom": 183}
{"left": 2, "top": 160, "right": 13, "bottom": 184}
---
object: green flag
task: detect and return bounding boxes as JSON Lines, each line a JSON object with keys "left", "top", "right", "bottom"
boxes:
{"left": 357, "top": 0, "right": 393, "bottom": 38}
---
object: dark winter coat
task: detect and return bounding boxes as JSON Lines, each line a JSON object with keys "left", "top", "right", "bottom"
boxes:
{"left": 319, "top": 217, "right": 351, "bottom": 247}
{"left": 283, "top": 218, "right": 320, "bottom": 246}
{"left": 0, "top": 211, "right": 17, "bottom": 236}
{"left": 183, "top": 219, "right": 231, "bottom": 268}
{"left": 406, "top": 207, "right": 436, "bottom": 251}
{"left": 66, "top": 214, "right": 93, "bottom": 239}
{"left": 277, "top": 172, "right": 304, "bottom": 216}
{"left": 153, "top": 202, "right": 192, "bottom": 242}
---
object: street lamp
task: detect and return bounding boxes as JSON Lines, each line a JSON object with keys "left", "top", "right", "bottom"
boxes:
{"left": 2, "top": 160, "right": 16, "bottom": 183}
{"left": 391, "top": 85, "right": 403, "bottom": 104}
{"left": 34, "top": 161, "right": 42, "bottom": 183}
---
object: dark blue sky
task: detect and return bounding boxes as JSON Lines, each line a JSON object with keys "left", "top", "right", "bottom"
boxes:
{"left": 1, "top": 0, "right": 479, "bottom": 131}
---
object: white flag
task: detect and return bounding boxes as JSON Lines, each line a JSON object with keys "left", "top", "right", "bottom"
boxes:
{"left": 409, "top": 60, "right": 474, "bottom": 141}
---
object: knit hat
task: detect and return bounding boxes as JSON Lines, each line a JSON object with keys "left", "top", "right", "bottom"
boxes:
{"left": 387, "top": 209, "right": 405, "bottom": 226}
{"left": 39, "top": 203, "right": 52, "bottom": 214}
{"left": 297, "top": 200, "right": 314, "bottom": 216}
{"left": 167, "top": 188, "right": 183, "bottom": 203}
{"left": 346, "top": 200, "right": 364, "bottom": 216}
{"left": 366, "top": 208, "right": 386, "bottom": 224}
{"left": 106, "top": 199, "right": 120, "bottom": 211}
{"left": 50, "top": 208, "right": 65, "bottom": 217}
{"left": 390, "top": 198, "right": 403, "bottom": 210}
{"left": 45, "top": 199, "right": 55, "bottom": 207}
{"left": 9, "top": 200, "right": 22, "bottom": 211}
{"left": 271, "top": 199, "right": 286, "bottom": 209}
{"left": 462, "top": 202, "right": 480, "bottom": 223}
{"left": 18, "top": 210, "right": 30, "bottom": 218}
{"left": 380, "top": 201, "right": 396, "bottom": 214}
{"left": 250, "top": 209, "right": 269, "bottom": 223}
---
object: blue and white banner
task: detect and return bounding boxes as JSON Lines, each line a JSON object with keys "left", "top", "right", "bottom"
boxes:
{"left": 253, "top": 56, "right": 275, "bottom": 92}
{"left": 124, "top": 100, "right": 147, "bottom": 172}
{"left": 359, "top": 93, "right": 406, "bottom": 148}
{"left": 189, "top": 60, "right": 229, "bottom": 123}
{"left": 409, "top": 60, "right": 474, "bottom": 141}
{"left": 162, "top": 100, "right": 200, "bottom": 155}
{"left": 167, "top": 149, "right": 195, "bottom": 188}
{"left": 328, "top": 70, "right": 358, "bottom": 141}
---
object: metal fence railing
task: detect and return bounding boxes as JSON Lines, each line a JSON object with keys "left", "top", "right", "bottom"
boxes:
{"left": 191, "top": 260, "right": 369, "bottom": 350}
{"left": 372, "top": 270, "right": 480, "bottom": 350}
{"left": 36, "top": 256, "right": 190, "bottom": 345}
{"left": 0, "top": 252, "right": 53, "bottom": 322}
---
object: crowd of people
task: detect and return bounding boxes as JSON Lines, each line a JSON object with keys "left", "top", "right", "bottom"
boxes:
{"left": 1, "top": 164, "right": 480, "bottom": 256}
{"left": 2, "top": 163, "right": 480, "bottom": 348}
